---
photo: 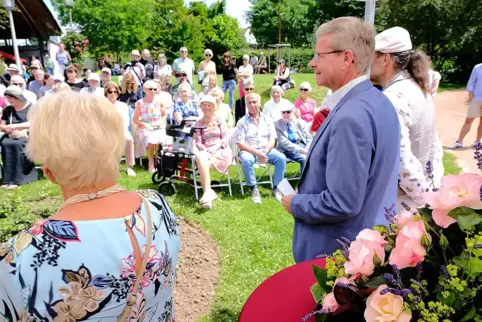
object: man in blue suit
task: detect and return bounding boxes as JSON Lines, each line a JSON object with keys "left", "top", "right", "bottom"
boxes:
{"left": 281, "top": 17, "right": 401, "bottom": 263}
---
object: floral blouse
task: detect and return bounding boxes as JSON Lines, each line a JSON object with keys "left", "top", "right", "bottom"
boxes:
{"left": 173, "top": 100, "right": 199, "bottom": 123}
{"left": 0, "top": 190, "right": 180, "bottom": 322}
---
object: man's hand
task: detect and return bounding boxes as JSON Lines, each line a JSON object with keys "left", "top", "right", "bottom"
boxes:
{"left": 300, "top": 149, "right": 308, "bottom": 155}
{"left": 281, "top": 194, "right": 296, "bottom": 214}
{"left": 2, "top": 124, "right": 14, "bottom": 133}
{"left": 255, "top": 150, "right": 269, "bottom": 163}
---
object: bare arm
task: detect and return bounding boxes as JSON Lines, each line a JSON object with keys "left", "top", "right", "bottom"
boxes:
{"left": 132, "top": 105, "right": 145, "bottom": 128}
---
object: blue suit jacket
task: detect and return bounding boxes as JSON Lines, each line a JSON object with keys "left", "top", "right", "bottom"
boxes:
{"left": 291, "top": 80, "right": 400, "bottom": 263}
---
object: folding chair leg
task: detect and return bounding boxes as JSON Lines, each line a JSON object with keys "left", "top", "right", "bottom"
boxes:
{"left": 192, "top": 156, "right": 199, "bottom": 200}
{"left": 227, "top": 171, "right": 232, "bottom": 196}
{"left": 269, "top": 165, "right": 274, "bottom": 189}
{"left": 238, "top": 162, "right": 244, "bottom": 195}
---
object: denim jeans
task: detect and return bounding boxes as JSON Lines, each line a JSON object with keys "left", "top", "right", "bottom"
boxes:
{"left": 222, "top": 79, "right": 236, "bottom": 108}
{"left": 283, "top": 150, "right": 307, "bottom": 172}
{"left": 239, "top": 149, "right": 286, "bottom": 189}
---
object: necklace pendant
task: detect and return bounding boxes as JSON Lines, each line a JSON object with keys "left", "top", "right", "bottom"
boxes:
{"left": 87, "top": 192, "right": 97, "bottom": 200}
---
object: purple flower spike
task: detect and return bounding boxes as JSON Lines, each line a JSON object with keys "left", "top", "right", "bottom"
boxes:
{"left": 474, "top": 244, "right": 482, "bottom": 249}
{"left": 301, "top": 308, "right": 331, "bottom": 321}
{"left": 416, "top": 263, "right": 423, "bottom": 280}
{"left": 384, "top": 204, "right": 397, "bottom": 224}
{"left": 440, "top": 265, "right": 450, "bottom": 279}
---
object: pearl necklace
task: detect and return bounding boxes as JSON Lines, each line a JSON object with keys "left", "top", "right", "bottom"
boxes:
{"left": 58, "top": 184, "right": 125, "bottom": 211}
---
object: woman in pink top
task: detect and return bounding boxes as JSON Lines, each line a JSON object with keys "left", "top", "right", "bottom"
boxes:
{"left": 194, "top": 95, "right": 233, "bottom": 209}
{"left": 294, "top": 82, "right": 317, "bottom": 125}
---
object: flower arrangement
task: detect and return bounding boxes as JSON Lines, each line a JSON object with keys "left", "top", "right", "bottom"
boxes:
{"left": 305, "top": 145, "right": 482, "bottom": 322}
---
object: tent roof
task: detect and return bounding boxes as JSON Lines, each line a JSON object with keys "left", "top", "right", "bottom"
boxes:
{"left": 0, "top": 0, "right": 61, "bottom": 40}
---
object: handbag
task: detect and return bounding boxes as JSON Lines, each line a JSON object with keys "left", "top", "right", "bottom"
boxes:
{"left": 119, "top": 195, "right": 153, "bottom": 320}
{"left": 8, "top": 108, "right": 29, "bottom": 139}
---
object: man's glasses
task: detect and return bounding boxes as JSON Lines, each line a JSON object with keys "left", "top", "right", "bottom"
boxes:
{"left": 107, "top": 90, "right": 118, "bottom": 94}
{"left": 245, "top": 88, "right": 254, "bottom": 91}
{"left": 300, "top": 88, "right": 309, "bottom": 92}
{"left": 177, "top": 74, "right": 186, "bottom": 78}
{"left": 282, "top": 110, "right": 292, "bottom": 114}
{"left": 147, "top": 88, "right": 157, "bottom": 91}
{"left": 313, "top": 50, "right": 344, "bottom": 62}
{"left": 181, "top": 50, "right": 188, "bottom": 53}
{"left": 247, "top": 101, "right": 258, "bottom": 104}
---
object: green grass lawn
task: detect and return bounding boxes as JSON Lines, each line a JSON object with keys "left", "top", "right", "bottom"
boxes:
{"left": 0, "top": 73, "right": 463, "bottom": 321}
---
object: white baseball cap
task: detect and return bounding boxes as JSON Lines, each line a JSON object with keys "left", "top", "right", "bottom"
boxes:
{"left": 131, "top": 49, "right": 140, "bottom": 56}
{"left": 199, "top": 95, "right": 216, "bottom": 107}
{"left": 87, "top": 73, "right": 100, "bottom": 82}
{"left": 375, "top": 27, "right": 412, "bottom": 54}
{"left": 280, "top": 101, "right": 294, "bottom": 112}
{"left": 102, "top": 67, "right": 111, "bottom": 75}
{"left": 299, "top": 82, "right": 312, "bottom": 91}
{"left": 242, "top": 54, "right": 250, "bottom": 60}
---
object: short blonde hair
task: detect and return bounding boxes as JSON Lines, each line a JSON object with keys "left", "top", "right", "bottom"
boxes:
{"left": 143, "top": 80, "right": 158, "bottom": 92}
{"left": 315, "top": 17, "right": 374, "bottom": 73}
{"left": 209, "top": 87, "right": 224, "bottom": 101}
{"left": 52, "top": 82, "right": 71, "bottom": 93}
{"left": 121, "top": 73, "right": 137, "bottom": 94}
{"left": 26, "top": 92, "right": 124, "bottom": 189}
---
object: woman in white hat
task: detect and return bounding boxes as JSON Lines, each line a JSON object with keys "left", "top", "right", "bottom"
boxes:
{"left": 194, "top": 95, "right": 233, "bottom": 209}
{"left": 197, "top": 49, "right": 216, "bottom": 91}
{"left": 237, "top": 54, "right": 254, "bottom": 98}
{"left": 294, "top": 82, "right": 317, "bottom": 128}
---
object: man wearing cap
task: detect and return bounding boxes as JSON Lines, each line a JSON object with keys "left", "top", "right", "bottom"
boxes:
{"left": 80, "top": 73, "right": 104, "bottom": 97}
{"left": 0, "top": 64, "right": 19, "bottom": 87}
{"left": 449, "top": 62, "right": 482, "bottom": 149}
{"left": 371, "top": 26, "right": 443, "bottom": 211}
{"left": 171, "top": 66, "right": 195, "bottom": 101}
{"left": 235, "top": 80, "right": 255, "bottom": 124}
{"left": 235, "top": 92, "right": 287, "bottom": 204}
{"left": 275, "top": 104, "right": 312, "bottom": 170}
{"left": 123, "top": 50, "right": 145, "bottom": 89}
{"left": 281, "top": 17, "right": 400, "bottom": 263}
{"left": 172, "top": 47, "right": 195, "bottom": 85}
{"left": 10, "top": 75, "right": 37, "bottom": 104}
{"left": 101, "top": 68, "right": 112, "bottom": 87}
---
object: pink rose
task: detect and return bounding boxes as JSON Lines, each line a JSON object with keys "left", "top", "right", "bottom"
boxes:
{"left": 364, "top": 285, "right": 412, "bottom": 322}
{"left": 424, "top": 173, "right": 482, "bottom": 228}
{"left": 344, "top": 229, "right": 388, "bottom": 277}
{"left": 389, "top": 220, "right": 430, "bottom": 269}
{"left": 396, "top": 208, "right": 418, "bottom": 230}
{"left": 322, "top": 292, "right": 339, "bottom": 312}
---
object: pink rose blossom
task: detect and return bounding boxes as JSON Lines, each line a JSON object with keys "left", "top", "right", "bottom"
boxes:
{"left": 344, "top": 229, "right": 388, "bottom": 277}
{"left": 389, "top": 220, "right": 430, "bottom": 269}
{"left": 364, "top": 285, "right": 412, "bottom": 322}
{"left": 322, "top": 292, "right": 339, "bottom": 312}
{"left": 423, "top": 173, "right": 482, "bottom": 228}
{"left": 396, "top": 208, "right": 418, "bottom": 230}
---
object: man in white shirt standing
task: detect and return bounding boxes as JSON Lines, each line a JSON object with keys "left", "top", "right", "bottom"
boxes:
{"left": 172, "top": 47, "right": 195, "bottom": 85}
{"left": 80, "top": 73, "right": 104, "bottom": 97}
{"left": 370, "top": 26, "right": 444, "bottom": 211}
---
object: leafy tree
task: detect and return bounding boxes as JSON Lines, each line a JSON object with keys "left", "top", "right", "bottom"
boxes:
{"left": 54, "top": 0, "right": 153, "bottom": 59}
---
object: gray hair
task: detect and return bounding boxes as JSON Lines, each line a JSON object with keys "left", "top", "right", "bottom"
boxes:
{"left": 245, "top": 92, "right": 261, "bottom": 103}
{"left": 315, "top": 17, "right": 375, "bottom": 73}
{"left": 392, "top": 50, "right": 429, "bottom": 93}
{"left": 243, "top": 79, "right": 254, "bottom": 89}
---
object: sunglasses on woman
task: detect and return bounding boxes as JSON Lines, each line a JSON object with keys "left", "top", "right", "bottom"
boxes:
{"left": 300, "top": 88, "right": 309, "bottom": 92}
{"left": 245, "top": 87, "right": 254, "bottom": 91}
{"left": 282, "top": 110, "right": 292, "bottom": 114}
{"left": 147, "top": 88, "right": 157, "bottom": 91}
{"left": 107, "top": 90, "right": 118, "bottom": 94}
{"left": 205, "top": 54, "right": 212, "bottom": 57}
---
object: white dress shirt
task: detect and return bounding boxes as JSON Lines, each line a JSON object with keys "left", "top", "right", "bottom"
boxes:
{"left": 262, "top": 98, "right": 294, "bottom": 122}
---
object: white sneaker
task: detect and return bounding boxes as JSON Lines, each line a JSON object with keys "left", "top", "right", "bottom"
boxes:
{"left": 251, "top": 188, "right": 262, "bottom": 204}
{"left": 126, "top": 168, "right": 136, "bottom": 177}
{"left": 272, "top": 189, "right": 282, "bottom": 202}
{"left": 449, "top": 141, "right": 463, "bottom": 149}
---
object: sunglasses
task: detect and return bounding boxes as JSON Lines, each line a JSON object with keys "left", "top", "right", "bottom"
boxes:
{"left": 300, "top": 88, "right": 309, "bottom": 92}
{"left": 205, "top": 54, "right": 212, "bottom": 57}
{"left": 282, "top": 110, "right": 292, "bottom": 114}
{"left": 245, "top": 88, "right": 254, "bottom": 91}
{"left": 177, "top": 74, "right": 186, "bottom": 77}
{"left": 12, "top": 83, "right": 23, "bottom": 86}
{"left": 181, "top": 50, "right": 188, "bottom": 53}
{"left": 107, "top": 90, "right": 118, "bottom": 94}
{"left": 147, "top": 88, "right": 157, "bottom": 91}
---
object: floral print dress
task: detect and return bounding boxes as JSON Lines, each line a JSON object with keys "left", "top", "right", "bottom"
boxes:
{"left": 0, "top": 190, "right": 179, "bottom": 322}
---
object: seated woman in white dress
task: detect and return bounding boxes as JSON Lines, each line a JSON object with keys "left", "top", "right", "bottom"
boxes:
{"left": 0, "top": 92, "right": 180, "bottom": 322}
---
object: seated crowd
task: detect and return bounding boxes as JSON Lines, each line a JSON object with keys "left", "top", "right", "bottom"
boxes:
{"left": 0, "top": 47, "right": 329, "bottom": 212}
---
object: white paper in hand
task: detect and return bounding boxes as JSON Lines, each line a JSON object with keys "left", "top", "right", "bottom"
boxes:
{"left": 277, "top": 178, "right": 296, "bottom": 196}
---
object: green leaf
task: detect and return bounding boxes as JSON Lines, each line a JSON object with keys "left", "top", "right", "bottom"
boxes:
{"left": 365, "top": 275, "right": 387, "bottom": 289}
{"left": 448, "top": 207, "right": 482, "bottom": 230}
{"left": 448, "top": 206, "right": 478, "bottom": 219}
{"left": 437, "top": 292, "right": 456, "bottom": 306}
{"left": 313, "top": 265, "right": 331, "bottom": 293}
{"left": 453, "top": 256, "right": 482, "bottom": 277}
{"left": 310, "top": 283, "right": 325, "bottom": 303}
{"left": 461, "top": 306, "right": 476, "bottom": 321}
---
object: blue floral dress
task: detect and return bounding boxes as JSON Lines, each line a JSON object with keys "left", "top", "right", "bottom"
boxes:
{"left": 172, "top": 100, "right": 199, "bottom": 124}
{"left": 0, "top": 190, "right": 180, "bottom": 322}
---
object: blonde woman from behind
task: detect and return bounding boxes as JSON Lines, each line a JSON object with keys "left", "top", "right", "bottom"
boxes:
{"left": 0, "top": 92, "right": 180, "bottom": 321}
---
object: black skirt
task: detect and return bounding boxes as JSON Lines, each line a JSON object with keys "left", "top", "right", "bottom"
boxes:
{"left": 1, "top": 137, "right": 38, "bottom": 185}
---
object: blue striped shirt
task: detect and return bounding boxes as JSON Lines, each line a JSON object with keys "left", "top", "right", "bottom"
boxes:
{"left": 467, "top": 63, "right": 482, "bottom": 100}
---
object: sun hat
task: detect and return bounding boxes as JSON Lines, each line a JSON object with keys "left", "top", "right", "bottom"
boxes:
{"left": 87, "top": 73, "right": 100, "bottom": 82}
{"left": 375, "top": 27, "right": 412, "bottom": 54}
{"left": 243, "top": 54, "right": 250, "bottom": 60}
{"left": 280, "top": 101, "right": 294, "bottom": 112}
{"left": 6, "top": 64, "right": 18, "bottom": 72}
{"left": 199, "top": 94, "right": 216, "bottom": 107}
{"left": 131, "top": 49, "right": 141, "bottom": 56}
{"left": 102, "top": 67, "right": 112, "bottom": 75}
{"left": 4, "top": 85, "right": 26, "bottom": 101}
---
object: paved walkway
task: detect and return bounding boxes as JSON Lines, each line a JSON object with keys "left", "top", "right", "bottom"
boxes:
{"left": 435, "top": 90, "right": 479, "bottom": 173}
